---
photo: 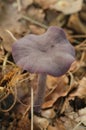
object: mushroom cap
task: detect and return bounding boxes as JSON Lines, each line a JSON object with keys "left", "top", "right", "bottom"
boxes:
{"left": 12, "top": 26, "right": 75, "bottom": 77}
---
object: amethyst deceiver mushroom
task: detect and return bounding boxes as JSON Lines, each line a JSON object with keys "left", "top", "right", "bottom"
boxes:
{"left": 12, "top": 26, "right": 75, "bottom": 114}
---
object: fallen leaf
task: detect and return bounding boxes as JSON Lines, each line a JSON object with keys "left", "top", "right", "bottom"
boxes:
{"left": 0, "top": 29, "right": 15, "bottom": 52}
{"left": 51, "top": 0, "right": 83, "bottom": 15}
{"left": 81, "top": 2, "right": 86, "bottom": 12}
{"left": 70, "top": 77, "right": 86, "bottom": 98}
{"left": 80, "top": 11, "right": 86, "bottom": 22}
{"left": 34, "top": 0, "right": 57, "bottom": 9}
{"left": 48, "top": 125, "right": 58, "bottom": 130}
{"left": 77, "top": 107, "right": 86, "bottom": 126}
{"left": 61, "top": 116, "right": 85, "bottom": 130}
{"left": 21, "top": 0, "right": 33, "bottom": 9}
{"left": 29, "top": 25, "right": 45, "bottom": 34}
{"left": 42, "top": 75, "right": 70, "bottom": 109}
{"left": 27, "top": 5, "right": 45, "bottom": 22}
{"left": 68, "top": 14, "right": 86, "bottom": 34}
{"left": 41, "top": 108, "right": 56, "bottom": 119}
{"left": 33, "top": 115, "right": 49, "bottom": 129}
{"left": 48, "top": 120, "right": 66, "bottom": 130}
{"left": 0, "top": 44, "right": 5, "bottom": 63}
{"left": 47, "top": 75, "right": 68, "bottom": 89}
{"left": 17, "top": 115, "right": 31, "bottom": 130}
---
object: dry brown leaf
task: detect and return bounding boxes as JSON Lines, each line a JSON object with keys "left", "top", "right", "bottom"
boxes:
{"left": 0, "top": 65, "right": 30, "bottom": 102}
{"left": 49, "top": 13, "right": 66, "bottom": 27}
{"left": 48, "top": 125, "right": 58, "bottom": 130}
{"left": 0, "top": 3, "right": 21, "bottom": 27}
{"left": 48, "top": 120, "right": 66, "bottom": 130}
{"left": 69, "top": 61, "right": 78, "bottom": 72}
{"left": 41, "top": 108, "right": 56, "bottom": 119}
{"left": 21, "top": 0, "right": 33, "bottom": 9}
{"left": 0, "top": 67, "right": 21, "bottom": 85}
{"left": 0, "top": 2, "right": 27, "bottom": 38}
{"left": 81, "top": 2, "right": 86, "bottom": 12}
{"left": 61, "top": 116, "right": 85, "bottom": 130}
{"left": 34, "top": 114, "right": 66, "bottom": 130}
{"left": 48, "top": 122, "right": 66, "bottom": 130}
{"left": 42, "top": 75, "right": 69, "bottom": 109}
{"left": 77, "top": 107, "right": 86, "bottom": 126}
{"left": 42, "top": 100, "right": 55, "bottom": 108}
{"left": 69, "top": 61, "right": 85, "bottom": 73}
{"left": 68, "top": 14, "right": 86, "bottom": 34}
{"left": 70, "top": 77, "right": 86, "bottom": 98}
{"left": 64, "top": 108, "right": 86, "bottom": 129}
{"left": 0, "top": 44, "right": 5, "bottom": 62}
{"left": 80, "top": 11, "right": 86, "bottom": 22}
{"left": 34, "top": 0, "right": 83, "bottom": 14}
{"left": 0, "top": 29, "right": 15, "bottom": 52}
{"left": 34, "top": 0, "right": 56, "bottom": 9}
{"left": 27, "top": 5, "right": 45, "bottom": 22}
{"left": 8, "top": 22, "right": 28, "bottom": 38}
{"left": 33, "top": 115, "right": 49, "bottom": 129}
{"left": 60, "top": 98, "right": 74, "bottom": 114}
{"left": 29, "top": 25, "right": 45, "bottom": 34}
{"left": 17, "top": 116, "right": 31, "bottom": 130}
{"left": 47, "top": 75, "right": 69, "bottom": 89}
{"left": 51, "top": 0, "right": 83, "bottom": 15}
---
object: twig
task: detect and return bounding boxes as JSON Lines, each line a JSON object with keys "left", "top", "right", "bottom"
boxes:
{"left": 69, "top": 35, "right": 86, "bottom": 38}
{"left": 2, "top": 52, "right": 10, "bottom": 73}
{"left": 76, "top": 48, "right": 86, "bottom": 51}
{"left": 72, "top": 121, "right": 82, "bottom": 130}
{"left": 19, "top": 76, "right": 30, "bottom": 83}
{"left": 22, "top": 15, "right": 48, "bottom": 29}
{"left": 0, "top": 87, "right": 9, "bottom": 102}
{"left": 80, "top": 51, "right": 86, "bottom": 62}
{"left": 0, "top": 57, "right": 15, "bottom": 66}
{"left": 67, "top": 71, "right": 74, "bottom": 86}
{"left": 17, "top": 97, "right": 28, "bottom": 107}
{"left": 75, "top": 40, "right": 86, "bottom": 49}
{"left": 22, "top": 105, "right": 30, "bottom": 118}
{"left": 31, "top": 87, "right": 34, "bottom": 130}
{"left": 5, "top": 30, "right": 17, "bottom": 41}
{"left": 17, "top": 0, "right": 22, "bottom": 12}
{"left": 1, "top": 86, "right": 17, "bottom": 112}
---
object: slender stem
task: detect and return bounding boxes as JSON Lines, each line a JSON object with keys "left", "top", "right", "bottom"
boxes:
{"left": 22, "top": 15, "right": 48, "bottom": 29}
{"left": 34, "top": 73, "right": 47, "bottom": 114}
{"left": 31, "top": 87, "right": 33, "bottom": 130}
{"left": 17, "top": 0, "right": 22, "bottom": 12}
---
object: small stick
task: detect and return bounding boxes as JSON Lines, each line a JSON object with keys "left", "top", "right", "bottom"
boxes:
{"left": 17, "top": 97, "right": 28, "bottom": 107}
{"left": 1, "top": 86, "right": 17, "bottom": 112}
{"left": 72, "top": 121, "right": 82, "bottom": 130}
{"left": 76, "top": 48, "right": 86, "bottom": 51}
{"left": 75, "top": 39, "right": 86, "bottom": 49}
{"left": 69, "top": 35, "right": 86, "bottom": 38}
{"left": 31, "top": 87, "right": 34, "bottom": 130}
{"left": 2, "top": 52, "right": 10, "bottom": 73}
{"left": 5, "top": 30, "right": 17, "bottom": 41}
{"left": 67, "top": 71, "right": 74, "bottom": 86}
{"left": 80, "top": 51, "right": 86, "bottom": 62}
{"left": 0, "top": 56, "right": 15, "bottom": 66}
{"left": 17, "top": 0, "right": 22, "bottom": 12}
{"left": 22, "top": 15, "right": 48, "bottom": 29}
{"left": 22, "top": 105, "right": 30, "bottom": 118}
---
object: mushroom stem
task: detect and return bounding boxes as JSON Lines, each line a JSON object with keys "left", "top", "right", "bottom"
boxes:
{"left": 34, "top": 73, "right": 47, "bottom": 114}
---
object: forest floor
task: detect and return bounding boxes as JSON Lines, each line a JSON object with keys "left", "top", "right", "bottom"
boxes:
{"left": 0, "top": 0, "right": 86, "bottom": 130}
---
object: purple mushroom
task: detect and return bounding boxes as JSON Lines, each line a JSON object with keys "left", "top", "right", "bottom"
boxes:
{"left": 12, "top": 26, "right": 75, "bottom": 115}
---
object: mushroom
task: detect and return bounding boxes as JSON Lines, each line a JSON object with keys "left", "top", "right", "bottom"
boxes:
{"left": 12, "top": 26, "right": 75, "bottom": 115}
